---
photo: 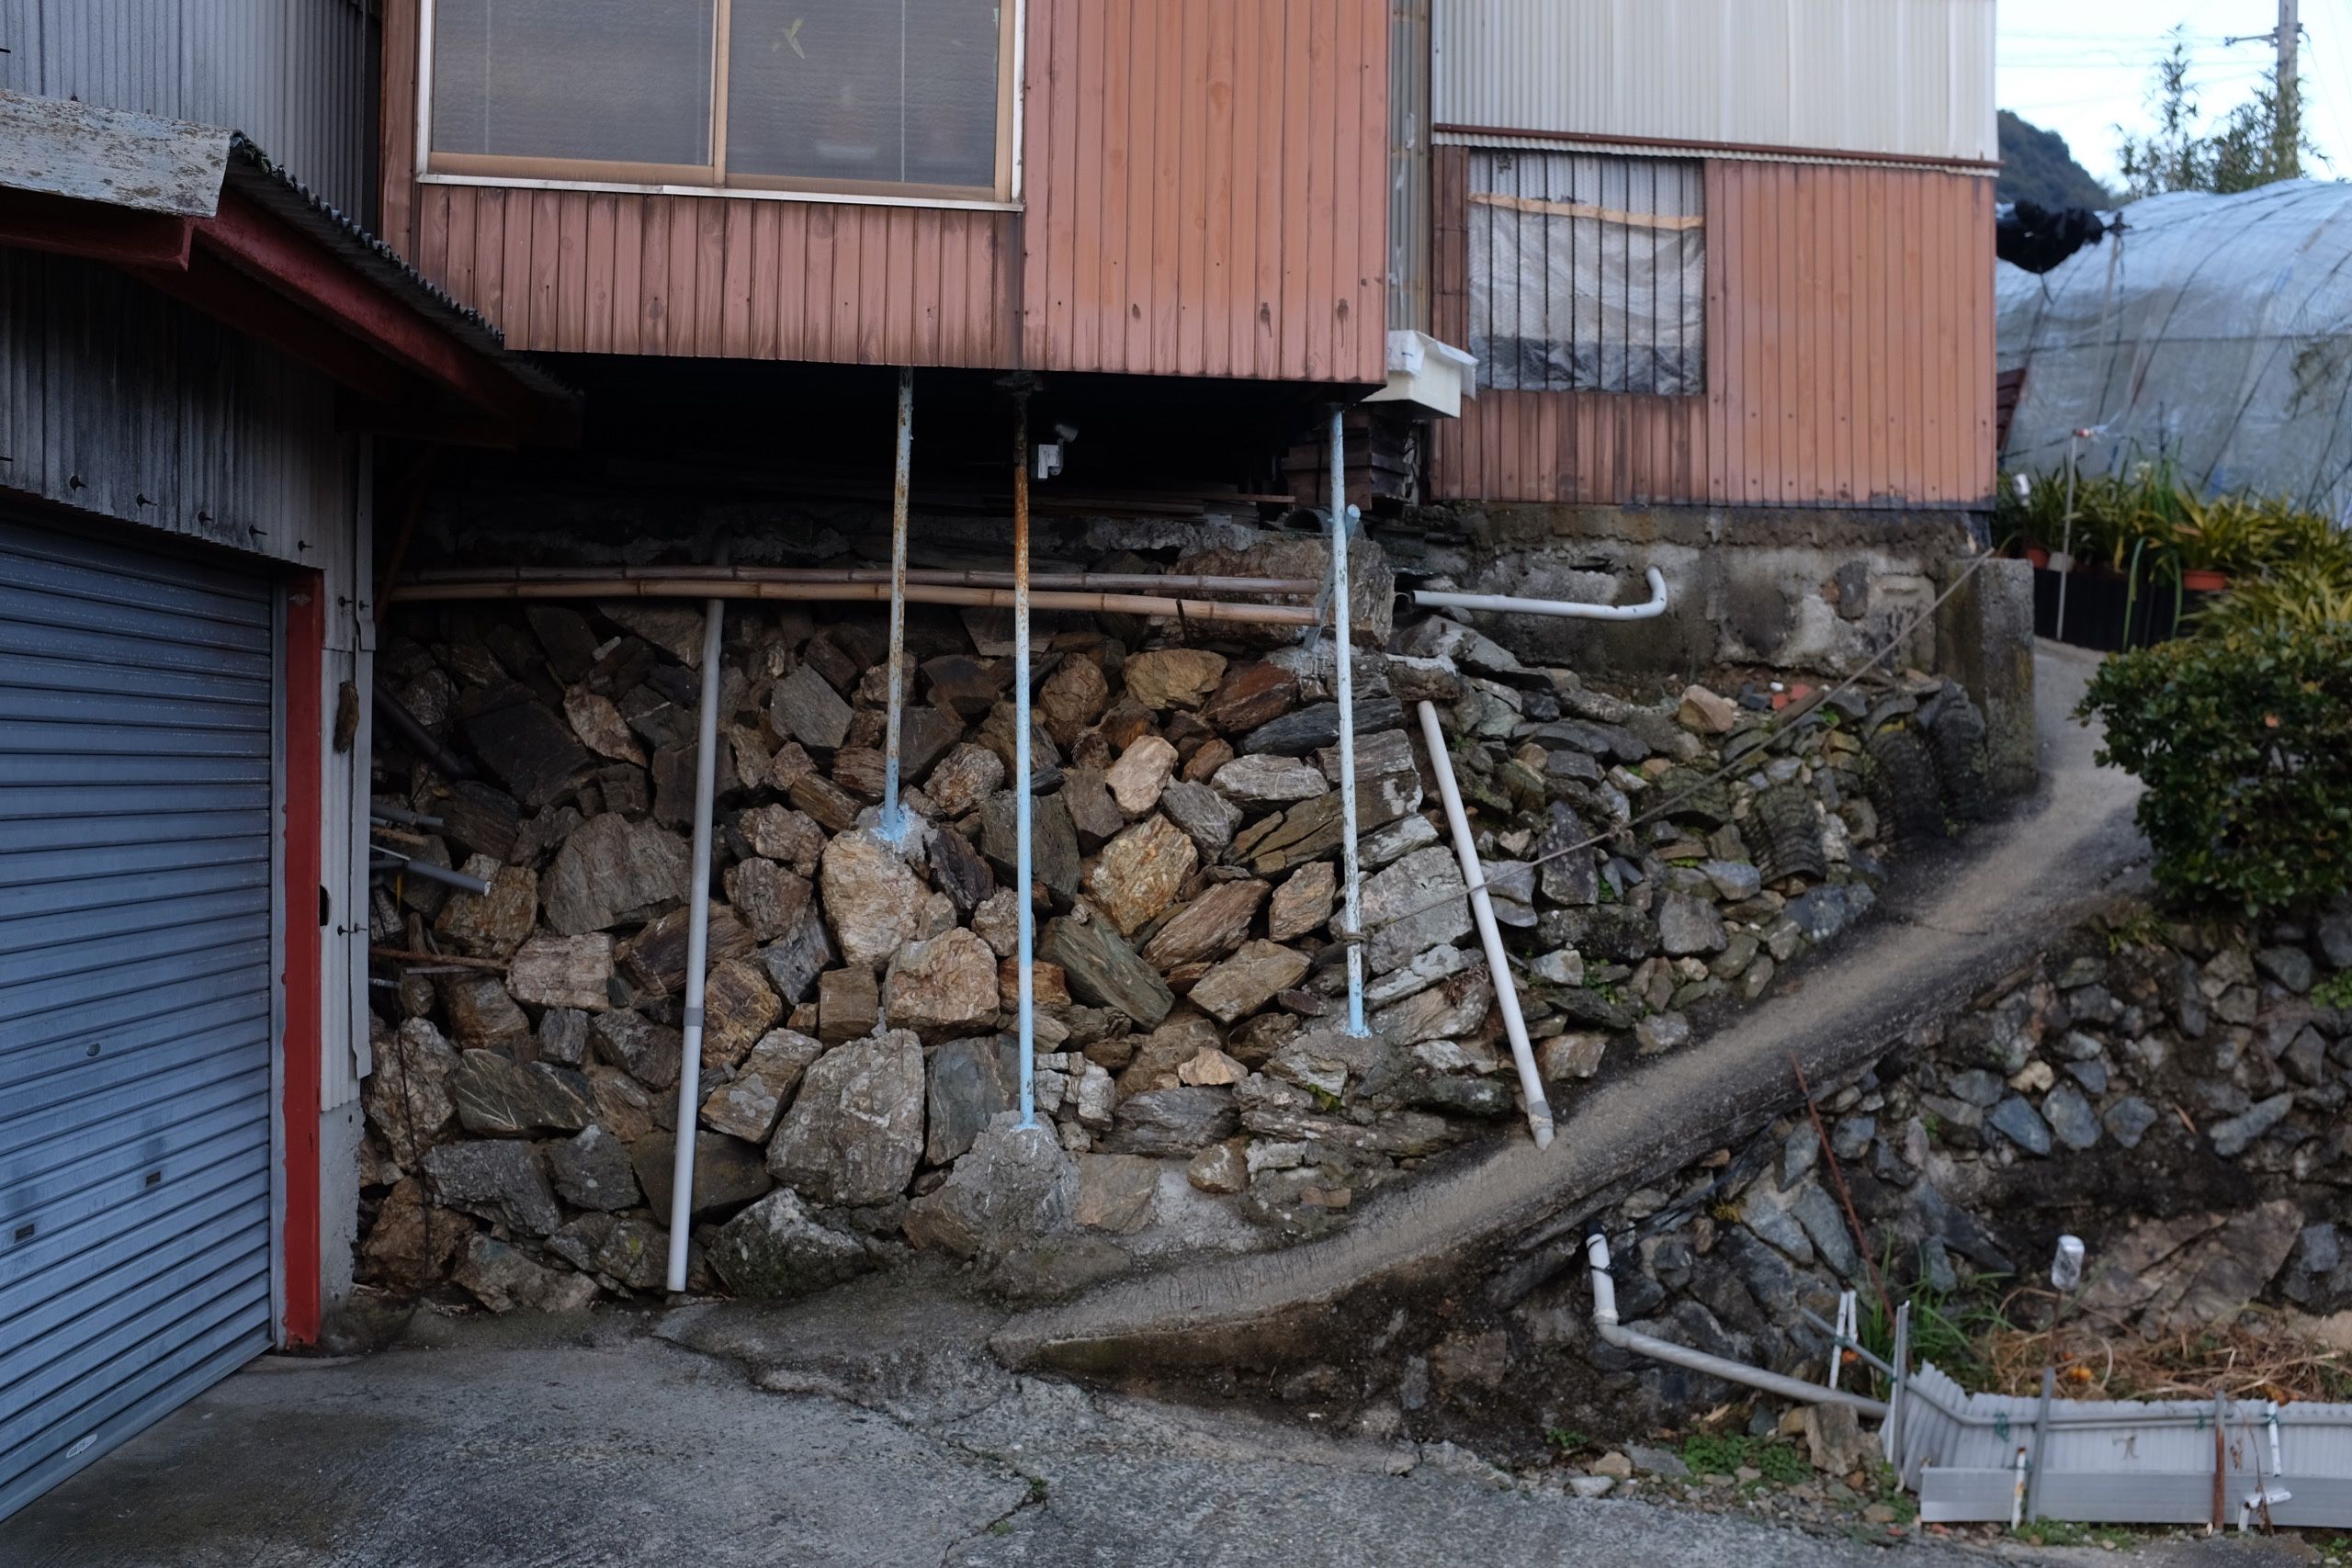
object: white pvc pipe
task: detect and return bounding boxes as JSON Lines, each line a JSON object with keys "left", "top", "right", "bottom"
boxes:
{"left": 1415, "top": 699, "right": 1554, "bottom": 1149}
{"left": 1588, "top": 1235, "right": 1888, "bottom": 1416}
{"left": 1411, "top": 566, "right": 1669, "bottom": 622}
{"left": 663, "top": 561, "right": 728, "bottom": 1292}
{"left": 1329, "top": 410, "right": 1367, "bottom": 1037}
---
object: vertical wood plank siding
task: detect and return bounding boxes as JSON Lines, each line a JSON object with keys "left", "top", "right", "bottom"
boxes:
{"left": 1431, "top": 151, "right": 1994, "bottom": 508}
{"left": 379, "top": 0, "right": 1386, "bottom": 382}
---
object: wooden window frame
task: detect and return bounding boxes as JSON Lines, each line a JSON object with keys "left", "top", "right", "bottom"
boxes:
{"left": 415, "top": 0, "right": 1024, "bottom": 211}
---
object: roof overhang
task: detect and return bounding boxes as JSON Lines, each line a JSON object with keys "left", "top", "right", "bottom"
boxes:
{"left": 0, "top": 91, "right": 575, "bottom": 446}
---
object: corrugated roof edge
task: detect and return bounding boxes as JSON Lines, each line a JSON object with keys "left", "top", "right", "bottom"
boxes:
{"left": 223, "top": 134, "right": 579, "bottom": 415}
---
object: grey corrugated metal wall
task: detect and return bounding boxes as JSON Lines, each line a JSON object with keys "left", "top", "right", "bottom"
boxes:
{"left": 0, "top": 246, "right": 371, "bottom": 1113}
{"left": 0, "top": 514, "right": 278, "bottom": 1522}
{"left": 1389, "top": 0, "right": 1431, "bottom": 334}
{"left": 0, "top": 0, "right": 376, "bottom": 217}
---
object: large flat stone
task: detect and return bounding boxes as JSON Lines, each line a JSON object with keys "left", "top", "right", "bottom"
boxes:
{"left": 1187, "top": 941, "right": 1310, "bottom": 1024}
{"left": 1140, "top": 879, "right": 1269, "bottom": 971}
{"left": 1041, "top": 918, "right": 1174, "bottom": 1027}
{"left": 506, "top": 933, "right": 613, "bottom": 1012}
{"left": 701, "top": 1028, "right": 827, "bottom": 1143}
{"left": 449, "top": 1051, "right": 597, "bottom": 1137}
{"left": 708, "top": 1189, "right": 874, "bottom": 1300}
{"left": 767, "top": 1030, "right": 926, "bottom": 1206}
{"left": 543, "top": 813, "right": 691, "bottom": 935}
{"left": 770, "top": 664, "right": 853, "bottom": 750}
{"left": 1085, "top": 815, "right": 1197, "bottom": 935}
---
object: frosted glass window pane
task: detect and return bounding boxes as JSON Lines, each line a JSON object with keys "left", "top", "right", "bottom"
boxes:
{"left": 728, "top": 0, "right": 1000, "bottom": 187}
{"left": 433, "top": 0, "right": 715, "bottom": 166}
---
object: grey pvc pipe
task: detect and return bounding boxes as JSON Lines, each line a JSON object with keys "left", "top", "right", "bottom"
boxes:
{"left": 878, "top": 367, "right": 914, "bottom": 842}
{"left": 1588, "top": 1235, "right": 1889, "bottom": 1417}
{"left": 664, "top": 560, "right": 728, "bottom": 1292}
{"left": 1410, "top": 567, "right": 1669, "bottom": 622}
{"left": 368, "top": 848, "right": 491, "bottom": 896}
{"left": 1329, "top": 410, "right": 1368, "bottom": 1038}
{"left": 1415, "top": 699, "right": 1553, "bottom": 1149}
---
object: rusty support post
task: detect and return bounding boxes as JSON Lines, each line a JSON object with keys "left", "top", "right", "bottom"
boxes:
{"left": 1010, "top": 382, "right": 1037, "bottom": 1126}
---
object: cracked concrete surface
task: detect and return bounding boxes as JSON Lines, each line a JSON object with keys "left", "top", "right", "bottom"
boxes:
{"left": 14, "top": 1280, "right": 2036, "bottom": 1568}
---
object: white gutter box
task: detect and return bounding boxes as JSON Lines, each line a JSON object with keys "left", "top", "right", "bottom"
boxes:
{"left": 1364, "top": 330, "right": 1477, "bottom": 420}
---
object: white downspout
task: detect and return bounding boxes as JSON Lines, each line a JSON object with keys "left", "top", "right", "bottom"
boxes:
{"left": 1409, "top": 567, "right": 1669, "bottom": 622}
{"left": 663, "top": 550, "right": 728, "bottom": 1292}
{"left": 1588, "top": 1235, "right": 1888, "bottom": 1416}
{"left": 1414, "top": 698, "right": 1552, "bottom": 1149}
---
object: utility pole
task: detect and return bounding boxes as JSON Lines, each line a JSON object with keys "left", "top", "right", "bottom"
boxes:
{"left": 2228, "top": 0, "right": 2305, "bottom": 179}
{"left": 2279, "top": 0, "right": 2302, "bottom": 176}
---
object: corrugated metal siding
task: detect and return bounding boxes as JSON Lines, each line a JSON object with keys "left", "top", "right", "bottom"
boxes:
{"left": 1431, "top": 152, "right": 1995, "bottom": 508}
{"left": 0, "top": 0, "right": 375, "bottom": 218}
{"left": 0, "top": 251, "right": 357, "bottom": 577}
{"left": 0, "top": 514, "right": 277, "bottom": 1523}
{"left": 1430, "top": 0, "right": 1997, "bottom": 166}
{"left": 380, "top": 0, "right": 1388, "bottom": 381}
{"left": 1389, "top": 0, "right": 1431, "bottom": 334}
{"left": 0, "top": 251, "right": 369, "bottom": 1105}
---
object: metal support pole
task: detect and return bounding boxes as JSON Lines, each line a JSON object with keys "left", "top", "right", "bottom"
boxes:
{"left": 1888, "top": 1299, "right": 1913, "bottom": 1480}
{"left": 1328, "top": 408, "right": 1368, "bottom": 1037}
{"left": 2056, "top": 433, "right": 2079, "bottom": 644}
{"left": 665, "top": 547, "right": 728, "bottom": 1292}
{"left": 877, "top": 368, "right": 915, "bottom": 841}
{"left": 1011, "top": 386, "right": 1037, "bottom": 1126}
{"left": 2024, "top": 1365, "right": 2057, "bottom": 1523}
{"left": 1416, "top": 699, "right": 1553, "bottom": 1148}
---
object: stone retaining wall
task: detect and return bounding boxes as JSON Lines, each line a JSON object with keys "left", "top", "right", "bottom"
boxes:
{"left": 1402, "top": 904, "right": 2352, "bottom": 1458}
{"left": 355, "top": 536, "right": 1997, "bottom": 1317}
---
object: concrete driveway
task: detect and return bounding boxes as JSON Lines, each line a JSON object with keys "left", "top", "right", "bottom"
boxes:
{"left": 6, "top": 1292, "right": 2030, "bottom": 1568}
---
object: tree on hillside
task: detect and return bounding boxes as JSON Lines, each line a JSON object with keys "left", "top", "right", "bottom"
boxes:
{"left": 2117, "top": 29, "right": 2315, "bottom": 198}
{"left": 1997, "top": 111, "right": 2115, "bottom": 209}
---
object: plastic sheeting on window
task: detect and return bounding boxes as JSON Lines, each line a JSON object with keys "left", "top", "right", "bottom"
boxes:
{"left": 1466, "top": 150, "right": 1706, "bottom": 396}
{"left": 1998, "top": 180, "right": 2352, "bottom": 521}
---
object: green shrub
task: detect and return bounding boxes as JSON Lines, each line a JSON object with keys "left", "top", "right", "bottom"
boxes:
{"left": 2079, "top": 626, "right": 2352, "bottom": 917}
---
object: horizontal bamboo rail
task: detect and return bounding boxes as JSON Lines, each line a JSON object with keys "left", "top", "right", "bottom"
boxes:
{"left": 385, "top": 576, "right": 1322, "bottom": 626}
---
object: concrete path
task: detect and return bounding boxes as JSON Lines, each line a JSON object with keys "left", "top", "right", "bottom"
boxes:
{"left": 996, "top": 643, "right": 2150, "bottom": 1374}
{"left": 13, "top": 1292, "right": 2036, "bottom": 1568}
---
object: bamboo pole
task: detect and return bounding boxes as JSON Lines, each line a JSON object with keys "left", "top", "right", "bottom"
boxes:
{"left": 386, "top": 577, "right": 1320, "bottom": 626}
{"left": 401, "top": 565, "right": 1321, "bottom": 595}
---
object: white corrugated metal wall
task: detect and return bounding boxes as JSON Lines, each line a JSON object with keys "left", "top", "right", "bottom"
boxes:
{"left": 1430, "top": 0, "right": 1997, "bottom": 164}
{"left": 0, "top": 0, "right": 376, "bottom": 217}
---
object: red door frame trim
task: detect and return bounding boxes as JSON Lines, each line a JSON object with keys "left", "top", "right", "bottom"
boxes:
{"left": 280, "top": 575, "right": 325, "bottom": 1347}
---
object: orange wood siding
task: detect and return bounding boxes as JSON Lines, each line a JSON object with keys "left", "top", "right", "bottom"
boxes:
{"left": 1430, "top": 151, "right": 1995, "bottom": 508}
{"left": 379, "top": 0, "right": 1385, "bottom": 381}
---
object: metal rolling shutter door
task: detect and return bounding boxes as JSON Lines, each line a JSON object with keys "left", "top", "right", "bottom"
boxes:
{"left": 0, "top": 515, "right": 277, "bottom": 1520}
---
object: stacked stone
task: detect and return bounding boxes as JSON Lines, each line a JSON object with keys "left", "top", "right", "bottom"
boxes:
{"left": 355, "top": 588, "right": 1932, "bottom": 1311}
{"left": 1491, "top": 903, "right": 2352, "bottom": 1441}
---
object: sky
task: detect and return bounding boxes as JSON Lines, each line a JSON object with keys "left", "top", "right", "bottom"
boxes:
{"left": 2001, "top": 1, "right": 2352, "bottom": 187}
